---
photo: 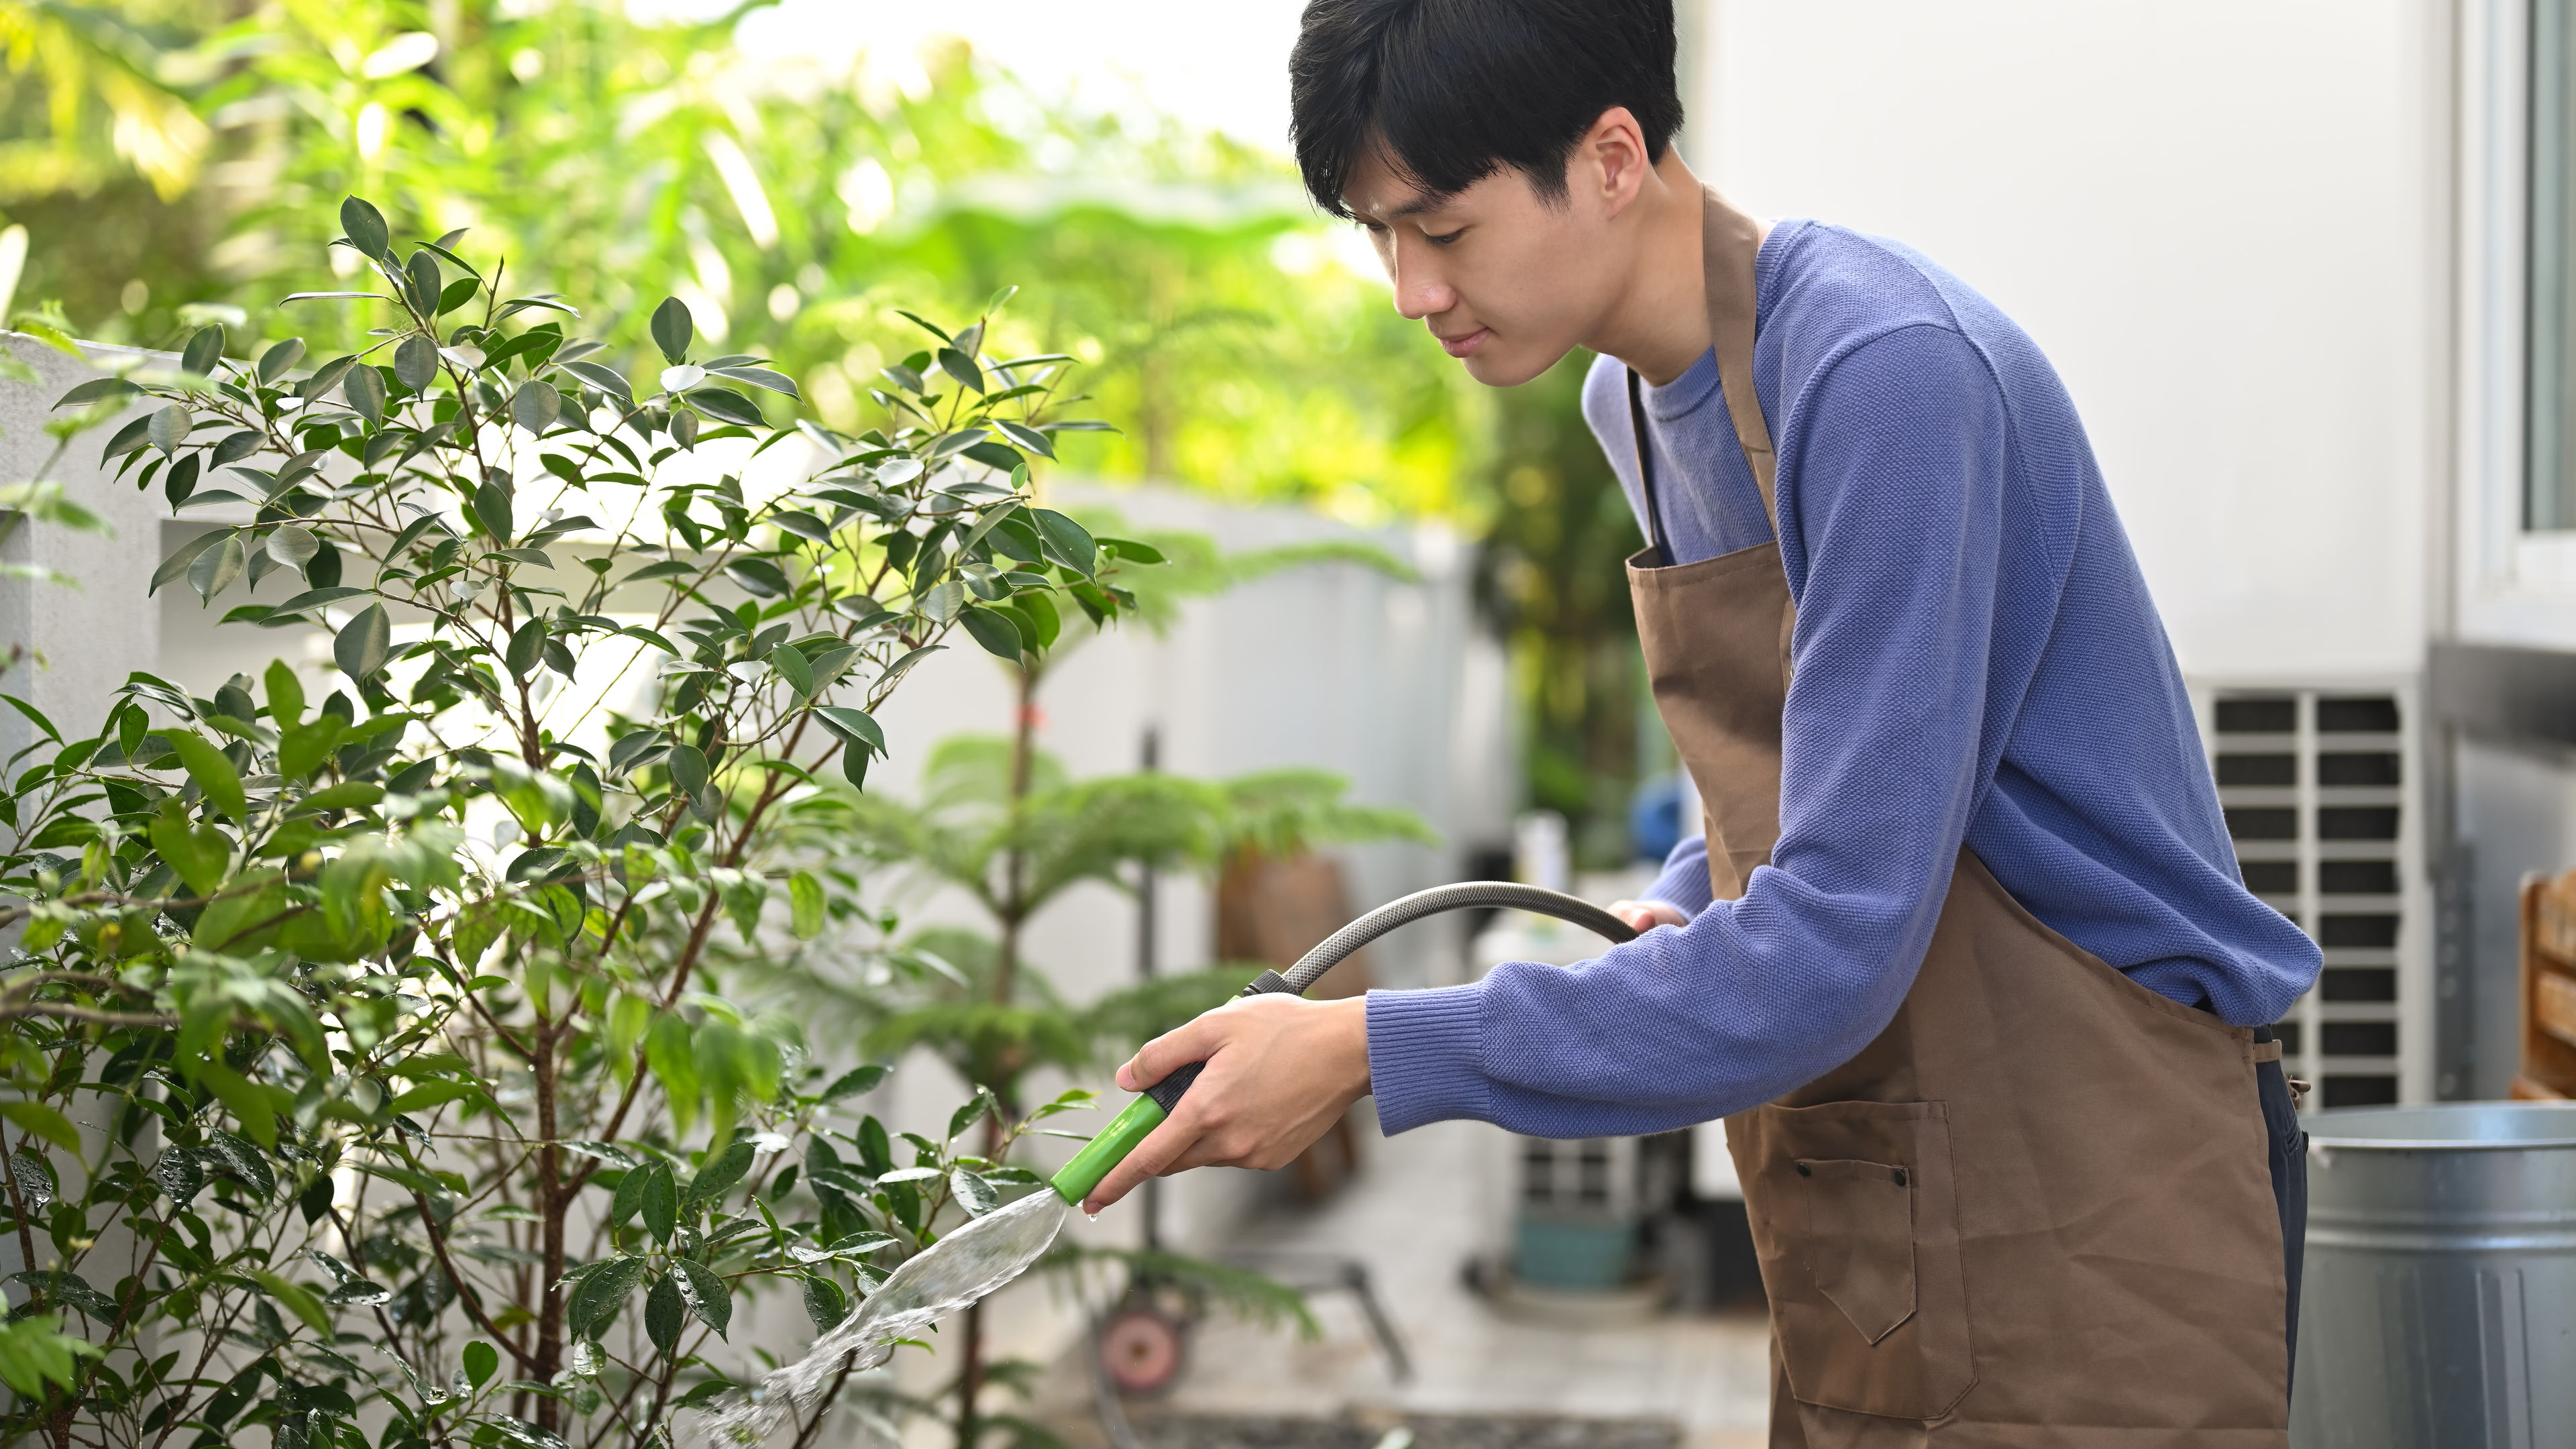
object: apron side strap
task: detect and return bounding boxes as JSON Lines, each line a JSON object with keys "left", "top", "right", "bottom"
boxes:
{"left": 1626, "top": 368, "right": 1674, "bottom": 568}
{"left": 2250, "top": 1039, "right": 2283, "bottom": 1064}
{"left": 1701, "top": 186, "right": 1779, "bottom": 528}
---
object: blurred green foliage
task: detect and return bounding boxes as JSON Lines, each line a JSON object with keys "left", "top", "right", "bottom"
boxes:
{"left": 1, "top": 0, "right": 1491, "bottom": 521}
{"left": 1, "top": 0, "right": 1652, "bottom": 861}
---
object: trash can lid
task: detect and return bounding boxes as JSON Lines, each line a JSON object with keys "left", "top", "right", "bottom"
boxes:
{"left": 2305, "top": 1102, "right": 2576, "bottom": 1150}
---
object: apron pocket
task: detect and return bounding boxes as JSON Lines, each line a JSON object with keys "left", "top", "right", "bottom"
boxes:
{"left": 1795, "top": 1158, "right": 1916, "bottom": 1343}
{"left": 1731, "top": 1099, "right": 1976, "bottom": 1420}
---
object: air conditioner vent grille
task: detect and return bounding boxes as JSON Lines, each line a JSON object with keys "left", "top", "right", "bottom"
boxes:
{"left": 2212, "top": 688, "right": 2419, "bottom": 1109}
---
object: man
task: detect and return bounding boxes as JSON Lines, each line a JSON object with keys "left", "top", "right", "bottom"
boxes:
{"left": 1083, "top": 2, "right": 2319, "bottom": 1440}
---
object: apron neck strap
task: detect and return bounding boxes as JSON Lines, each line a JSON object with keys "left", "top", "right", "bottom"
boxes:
{"left": 1627, "top": 186, "right": 1780, "bottom": 564}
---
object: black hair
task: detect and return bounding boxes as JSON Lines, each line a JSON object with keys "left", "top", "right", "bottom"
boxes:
{"left": 1289, "top": 0, "right": 1683, "bottom": 219}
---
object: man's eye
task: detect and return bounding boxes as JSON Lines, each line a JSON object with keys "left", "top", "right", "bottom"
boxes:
{"left": 1425, "top": 229, "right": 1464, "bottom": 246}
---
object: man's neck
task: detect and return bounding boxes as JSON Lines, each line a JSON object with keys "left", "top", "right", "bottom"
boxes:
{"left": 1587, "top": 152, "right": 1721, "bottom": 388}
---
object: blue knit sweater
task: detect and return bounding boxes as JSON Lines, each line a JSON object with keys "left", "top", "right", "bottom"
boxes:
{"left": 1366, "top": 220, "right": 2320, "bottom": 1140}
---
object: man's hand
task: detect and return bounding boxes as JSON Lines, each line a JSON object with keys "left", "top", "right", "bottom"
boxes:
{"left": 1079, "top": 993, "right": 1371, "bottom": 1214}
{"left": 1607, "top": 898, "right": 1689, "bottom": 934}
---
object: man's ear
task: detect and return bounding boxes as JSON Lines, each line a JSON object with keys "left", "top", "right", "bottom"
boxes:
{"left": 1579, "top": 105, "right": 1654, "bottom": 219}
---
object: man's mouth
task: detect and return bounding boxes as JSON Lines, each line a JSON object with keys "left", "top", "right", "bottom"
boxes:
{"left": 1436, "top": 327, "right": 1490, "bottom": 358}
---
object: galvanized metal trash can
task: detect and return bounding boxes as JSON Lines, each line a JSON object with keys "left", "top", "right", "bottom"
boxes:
{"left": 2292, "top": 1103, "right": 2576, "bottom": 1448}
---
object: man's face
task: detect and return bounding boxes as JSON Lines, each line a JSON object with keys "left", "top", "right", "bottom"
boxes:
{"left": 1343, "top": 148, "right": 1623, "bottom": 388}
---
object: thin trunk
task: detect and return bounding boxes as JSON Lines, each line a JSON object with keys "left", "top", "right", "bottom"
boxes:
{"left": 994, "top": 662, "right": 1038, "bottom": 1010}
{"left": 954, "top": 1300, "right": 985, "bottom": 1449}
{"left": 532, "top": 1016, "right": 566, "bottom": 1431}
{"left": 955, "top": 661, "right": 1042, "bottom": 1449}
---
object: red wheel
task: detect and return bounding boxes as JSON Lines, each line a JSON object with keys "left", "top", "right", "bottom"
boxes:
{"left": 1097, "top": 1305, "right": 1187, "bottom": 1395}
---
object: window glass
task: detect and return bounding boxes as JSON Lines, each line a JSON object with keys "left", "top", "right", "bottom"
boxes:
{"left": 2533, "top": 0, "right": 2576, "bottom": 527}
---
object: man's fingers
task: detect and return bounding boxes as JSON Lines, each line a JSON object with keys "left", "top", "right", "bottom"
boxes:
{"left": 1119, "top": 1010, "right": 1228, "bottom": 1091}
{"left": 1081, "top": 1103, "right": 1199, "bottom": 1212}
{"left": 1607, "top": 898, "right": 1684, "bottom": 932}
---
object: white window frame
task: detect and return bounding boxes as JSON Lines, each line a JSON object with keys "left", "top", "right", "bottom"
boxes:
{"left": 2451, "top": 0, "right": 2576, "bottom": 640}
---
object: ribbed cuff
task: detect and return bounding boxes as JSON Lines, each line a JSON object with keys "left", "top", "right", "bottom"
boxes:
{"left": 1364, "top": 984, "right": 1489, "bottom": 1136}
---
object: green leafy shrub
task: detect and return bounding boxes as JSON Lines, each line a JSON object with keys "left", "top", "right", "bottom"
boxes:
{"left": 0, "top": 193, "right": 1152, "bottom": 1449}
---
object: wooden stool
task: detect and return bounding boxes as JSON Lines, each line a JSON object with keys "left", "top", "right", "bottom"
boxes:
{"left": 2513, "top": 869, "right": 2576, "bottom": 1100}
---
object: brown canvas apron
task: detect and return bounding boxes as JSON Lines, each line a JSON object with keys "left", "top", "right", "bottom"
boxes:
{"left": 1627, "top": 189, "right": 2289, "bottom": 1446}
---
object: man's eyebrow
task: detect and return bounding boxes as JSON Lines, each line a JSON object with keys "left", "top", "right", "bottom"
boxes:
{"left": 1350, "top": 194, "right": 1445, "bottom": 223}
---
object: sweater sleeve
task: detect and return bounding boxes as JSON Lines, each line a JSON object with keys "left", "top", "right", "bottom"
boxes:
{"left": 1640, "top": 835, "right": 1711, "bottom": 920}
{"left": 1368, "top": 325, "right": 2011, "bottom": 1138}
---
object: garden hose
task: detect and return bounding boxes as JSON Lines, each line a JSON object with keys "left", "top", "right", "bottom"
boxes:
{"left": 1049, "top": 882, "right": 1644, "bottom": 1204}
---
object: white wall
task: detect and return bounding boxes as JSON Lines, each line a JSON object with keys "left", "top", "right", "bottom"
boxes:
{"left": 1689, "top": 0, "right": 2445, "bottom": 680}
{"left": 0, "top": 337, "right": 167, "bottom": 762}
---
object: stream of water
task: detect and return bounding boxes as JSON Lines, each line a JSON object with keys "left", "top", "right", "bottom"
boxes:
{"left": 691, "top": 1191, "right": 1071, "bottom": 1446}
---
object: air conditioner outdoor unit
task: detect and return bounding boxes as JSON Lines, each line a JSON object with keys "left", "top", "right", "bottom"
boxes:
{"left": 2198, "top": 680, "right": 2432, "bottom": 1108}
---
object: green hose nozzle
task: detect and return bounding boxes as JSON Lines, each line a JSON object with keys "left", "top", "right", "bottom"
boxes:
{"left": 1050, "top": 1094, "right": 1169, "bottom": 1204}
{"left": 1042, "top": 883, "right": 1640, "bottom": 1211}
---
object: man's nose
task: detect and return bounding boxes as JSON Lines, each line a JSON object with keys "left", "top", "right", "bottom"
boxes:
{"left": 1389, "top": 240, "right": 1456, "bottom": 321}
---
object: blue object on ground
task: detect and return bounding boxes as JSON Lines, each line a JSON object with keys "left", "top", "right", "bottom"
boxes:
{"left": 1629, "top": 771, "right": 1686, "bottom": 863}
{"left": 1513, "top": 1216, "right": 1637, "bottom": 1291}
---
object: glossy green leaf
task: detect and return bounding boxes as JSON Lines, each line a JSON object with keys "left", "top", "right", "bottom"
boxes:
{"left": 788, "top": 869, "right": 826, "bottom": 938}
{"left": 334, "top": 604, "right": 390, "bottom": 683}
{"left": 640, "top": 1163, "right": 677, "bottom": 1243}
{"left": 186, "top": 533, "right": 246, "bottom": 603}
{"left": 181, "top": 324, "right": 225, "bottom": 378}
{"left": 1032, "top": 508, "right": 1097, "bottom": 576}
{"left": 394, "top": 334, "right": 437, "bottom": 391}
{"left": 685, "top": 1139, "right": 753, "bottom": 1203}
{"left": 339, "top": 196, "right": 390, "bottom": 260}
{"left": 801, "top": 1274, "right": 849, "bottom": 1334}
{"left": 149, "top": 806, "right": 229, "bottom": 896}
{"left": 257, "top": 337, "right": 305, "bottom": 383}
{"left": 52, "top": 378, "right": 138, "bottom": 410}
{"left": 505, "top": 619, "right": 545, "bottom": 678}
{"left": 949, "top": 1167, "right": 998, "bottom": 1216}
{"left": 669, "top": 1258, "right": 731, "bottom": 1338}
{"left": 343, "top": 364, "right": 386, "bottom": 425}
{"left": 276, "top": 718, "right": 347, "bottom": 782}
{"left": 723, "top": 557, "right": 791, "bottom": 597}
{"left": 266, "top": 525, "right": 318, "bottom": 569}
{"left": 0, "top": 1102, "right": 79, "bottom": 1157}
{"left": 250, "top": 1270, "right": 331, "bottom": 1336}
{"left": 766, "top": 643, "right": 812, "bottom": 697}
{"left": 664, "top": 742, "right": 708, "bottom": 797}
{"left": 645, "top": 1013, "right": 698, "bottom": 1134}
{"left": 650, "top": 297, "right": 693, "bottom": 364}
{"left": 155, "top": 729, "right": 246, "bottom": 820}
{"left": 0, "top": 694, "right": 56, "bottom": 744}
{"left": 947, "top": 1088, "right": 997, "bottom": 1143}
{"left": 472, "top": 477, "right": 514, "bottom": 545}
{"left": 687, "top": 388, "right": 765, "bottom": 428}
{"left": 148, "top": 405, "right": 191, "bottom": 457}
{"left": 706, "top": 364, "right": 797, "bottom": 398}
{"left": 644, "top": 1275, "right": 685, "bottom": 1356}
{"left": 511, "top": 378, "right": 560, "bottom": 433}
{"left": 462, "top": 1340, "right": 499, "bottom": 1389}
{"left": 566, "top": 1254, "right": 645, "bottom": 1341}
{"left": 264, "top": 661, "right": 307, "bottom": 733}
{"left": 957, "top": 606, "right": 1025, "bottom": 660}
